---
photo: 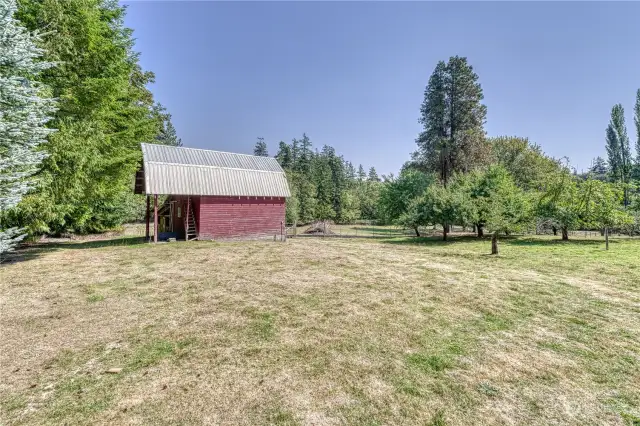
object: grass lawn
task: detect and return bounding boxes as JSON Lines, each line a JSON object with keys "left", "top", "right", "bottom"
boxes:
{"left": 1, "top": 235, "right": 639, "bottom": 425}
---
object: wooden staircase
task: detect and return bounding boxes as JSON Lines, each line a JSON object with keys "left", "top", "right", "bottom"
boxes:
{"left": 184, "top": 197, "right": 197, "bottom": 241}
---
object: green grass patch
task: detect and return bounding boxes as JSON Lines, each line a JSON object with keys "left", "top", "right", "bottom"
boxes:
{"left": 248, "top": 311, "right": 277, "bottom": 341}
{"left": 406, "top": 354, "right": 453, "bottom": 373}
{"left": 86, "top": 293, "right": 105, "bottom": 303}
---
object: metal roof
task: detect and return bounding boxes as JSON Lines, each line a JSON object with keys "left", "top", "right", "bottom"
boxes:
{"left": 139, "top": 143, "right": 290, "bottom": 197}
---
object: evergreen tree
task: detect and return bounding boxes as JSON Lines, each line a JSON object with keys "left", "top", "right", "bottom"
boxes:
{"left": 589, "top": 156, "right": 608, "bottom": 179}
{"left": 314, "top": 155, "right": 334, "bottom": 220}
{"left": 15, "top": 0, "right": 160, "bottom": 234}
{"left": 253, "top": 137, "right": 268, "bottom": 157}
{"left": 368, "top": 167, "right": 380, "bottom": 182}
{"left": 275, "top": 141, "right": 292, "bottom": 169}
{"left": 290, "top": 138, "right": 300, "bottom": 169}
{"left": 0, "top": 0, "right": 56, "bottom": 254}
{"left": 298, "top": 133, "right": 312, "bottom": 173}
{"left": 154, "top": 108, "right": 182, "bottom": 147}
{"left": 357, "top": 164, "right": 366, "bottom": 181}
{"left": 164, "top": 120, "right": 182, "bottom": 147}
{"left": 415, "top": 56, "right": 488, "bottom": 185}
{"left": 345, "top": 161, "right": 356, "bottom": 183}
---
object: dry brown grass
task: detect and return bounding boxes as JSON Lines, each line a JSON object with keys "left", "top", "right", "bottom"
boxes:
{"left": 1, "top": 236, "right": 639, "bottom": 425}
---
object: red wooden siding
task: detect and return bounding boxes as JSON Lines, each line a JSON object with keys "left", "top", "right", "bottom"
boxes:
{"left": 197, "top": 196, "right": 286, "bottom": 240}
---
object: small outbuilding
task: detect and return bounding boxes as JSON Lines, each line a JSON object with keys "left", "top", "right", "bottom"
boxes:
{"left": 134, "top": 143, "right": 290, "bottom": 241}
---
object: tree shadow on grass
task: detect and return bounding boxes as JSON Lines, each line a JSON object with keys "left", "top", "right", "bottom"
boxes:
{"left": 503, "top": 237, "right": 607, "bottom": 247}
{"left": 2, "top": 237, "right": 148, "bottom": 265}
{"left": 382, "top": 234, "right": 612, "bottom": 248}
{"left": 381, "top": 235, "right": 483, "bottom": 246}
{"left": 40, "top": 236, "right": 148, "bottom": 250}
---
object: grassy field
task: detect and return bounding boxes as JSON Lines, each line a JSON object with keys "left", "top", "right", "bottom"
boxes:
{"left": 1, "top": 235, "right": 639, "bottom": 425}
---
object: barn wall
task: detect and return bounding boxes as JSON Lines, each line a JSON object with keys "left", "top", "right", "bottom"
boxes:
{"left": 197, "top": 196, "right": 286, "bottom": 240}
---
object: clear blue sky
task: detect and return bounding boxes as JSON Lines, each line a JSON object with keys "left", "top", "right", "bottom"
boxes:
{"left": 123, "top": 1, "right": 640, "bottom": 175}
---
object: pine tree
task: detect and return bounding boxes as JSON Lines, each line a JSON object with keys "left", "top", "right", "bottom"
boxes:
{"left": 345, "top": 161, "right": 356, "bottom": 182}
{"left": 589, "top": 156, "right": 608, "bottom": 178}
{"left": 15, "top": 0, "right": 160, "bottom": 234}
{"left": 415, "top": 56, "right": 488, "bottom": 185}
{"left": 0, "top": 0, "right": 56, "bottom": 255}
{"left": 368, "top": 167, "right": 380, "bottom": 182}
{"left": 154, "top": 108, "right": 182, "bottom": 147}
{"left": 275, "top": 141, "right": 291, "bottom": 168}
{"left": 298, "top": 133, "right": 312, "bottom": 173}
{"left": 164, "top": 120, "right": 182, "bottom": 147}
{"left": 253, "top": 137, "right": 268, "bottom": 156}
{"left": 357, "top": 164, "right": 366, "bottom": 181}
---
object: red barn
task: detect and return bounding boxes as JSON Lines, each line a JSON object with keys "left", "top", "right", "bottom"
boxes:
{"left": 134, "top": 143, "right": 290, "bottom": 241}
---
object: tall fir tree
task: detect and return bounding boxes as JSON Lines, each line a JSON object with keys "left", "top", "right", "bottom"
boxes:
{"left": 357, "top": 164, "right": 366, "bottom": 181}
{"left": 345, "top": 161, "right": 356, "bottom": 183}
{"left": 589, "top": 156, "right": 608, "bottom": 179}
{"left": 154, "top": 108, "right": 182, "bottom": 147}
{"left": 0, "top": 0, "right": 56, "bottom": 255}
{"left": 415, "top": 56, "right": 488, "bottom": 185}
{"left": 163, "top": 120, "right": 182, "bottom": 147}
{"left": 298, "top": 133, "right": 312, "bottom": 173}
{"left": 275, "top": 141, "right": 292, "bottom": 169}
{"left": 15, "top": 0, "right": 161, "bottom": 234}
{"left": 253, "top": 137, "right": 268, "bottom": 157}
{"left": 368, "top": 167, "right": 380, "bottom": 182}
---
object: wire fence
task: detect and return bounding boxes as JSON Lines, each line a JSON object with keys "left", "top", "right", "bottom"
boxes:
{"left": 286, "top": 221, "right": 639, "bottom": 240}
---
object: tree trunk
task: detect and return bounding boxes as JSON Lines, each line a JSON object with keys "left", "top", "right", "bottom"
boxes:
{"left": 600, "top": 228, "right": 605, "bottom": 236}
{"left": 552, "top": 226, "right": 557, "bottom": 236}
{"left": 472, "top": 224, "right": 476, "bottom": 233}
{"left": 605, "top": 227, "right": 609, "bottom": 250}
{"left": 477, "top": 224, "right": 484, "bottom": 238}
{"left": 561, "top": 227, "right": 568, "bottom": 241}
{"left": 491, "top": 232, "right": 498, "bottom": 255}
{"left": 414, "top": 227, "right": 420, "bottom": 237}
{"left": 443, "top": 225, "right": 448, "bottom": 241}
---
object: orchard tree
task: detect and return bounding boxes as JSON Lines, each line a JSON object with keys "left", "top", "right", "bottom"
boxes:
{"left": 537, "top": 170, "right": 583, "bottom": 240}
{"left": 490, "top": 136, "right": 560, "bottom": 190}
{"left": 378, "top": 169, "right": 434, "bottom": 230}
{"left": 462, "top": 165, "right": 517, "bottom": 237}
{"left": 0, "top": 0, "right": 56, "bottom": 255}
{"left": 415, "top": 56, "right": 488, "bottom": 186}
{"left": 407, "top": 179, "right": 473, "bottom": 241}
{"left": 582, "top": 179, "right": 633, "bottom": 250}
{"left": 253, "top": 137, "right": 268, "bottom": 156}
{"left": 483, "top": 172, "right": 530, "bottom": 254}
